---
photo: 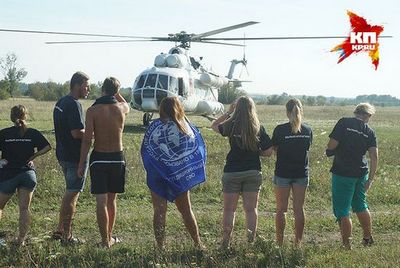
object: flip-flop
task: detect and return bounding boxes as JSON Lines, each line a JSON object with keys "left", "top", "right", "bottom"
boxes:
{"left": 111, "top": 236, "right": 122, "bottom": 245}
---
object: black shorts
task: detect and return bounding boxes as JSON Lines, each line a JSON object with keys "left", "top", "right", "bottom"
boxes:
{"left": 89, "top": 151, "right": 126, "bottom": 194}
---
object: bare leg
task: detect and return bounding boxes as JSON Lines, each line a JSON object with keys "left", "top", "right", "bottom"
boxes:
{"left": 0, "top": 192, "right": 13, "bottom": 222}
{"left": 221, "top": 193, "right": 240, "bottom": 248}
{"left": 242, "top": 191, "right": 260, "bottom": 243}
{"left": 107, "top": 193, "right": 117, "bottom": 244}
{"left": 356, "top": 209, "right": 372, "bottom": 238}
{"left": 175, "top": 191, "right": 202, "bottom": 247}
{"left": 17, "top": 189, "right": 33, "bottom": 245}
{"left": 274, "top": 186, "right": 290, "bottom": 246}
{"left": 151, "top": 191, "right": 167, "bottom": 249}
{"left": 292, "top": 185, "right": 307, "bottom": 246}
{"left": 58, "top": 191, "right": 80, "bottom": 240}
{"left": 339, "top": 216, "right": 352, "bottom": 249}
{"left": 96, "top": 194, "right": 110, "bottom": 247}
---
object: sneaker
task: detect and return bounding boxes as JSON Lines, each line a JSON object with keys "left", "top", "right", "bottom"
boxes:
{"left": 61, "top": 236, "right": 83, "bottom": 246}
{"left": 362, "top": 236, "right": 374, "bottom": 247}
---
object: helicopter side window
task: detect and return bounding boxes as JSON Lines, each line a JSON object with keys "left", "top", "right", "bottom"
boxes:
{"left": 157, "top": 74, "right": 168, "bottom": 90}
{"left": 135, "top": 75, "right": 146, "bottom": 89}
{"left": 169, "top": 76, "right": 178, "bottom": 94}
{"left": 178, "top": 78, "right": 184, "bottom": 96}
{"left": 145, "top": 74, "right": 157, "bottom": 88}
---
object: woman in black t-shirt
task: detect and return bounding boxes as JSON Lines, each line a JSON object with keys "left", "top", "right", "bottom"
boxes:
{"left": 211, "top": 96, "right": 273, "bottom": 249}
{"left": 0, "top": 105, "right": 51, "bottom": 246}
{"left": 326, "top": 103, "right": 377, "bottom": 249}
{"left": 271, "top": 98, "right": 312, "bottom": 247}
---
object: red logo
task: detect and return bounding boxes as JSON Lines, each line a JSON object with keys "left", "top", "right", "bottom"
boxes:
{"left": 331, "top": 11, "right": 384, "bottom": 70}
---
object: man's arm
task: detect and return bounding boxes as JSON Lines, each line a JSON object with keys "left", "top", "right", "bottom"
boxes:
{"left": 78, "top": 108, "right": 94, "bottom": 178}
{"left": 365, "top": 147, "right": 378, "bottom": 191}
{"left": 115, "top": 92, "right": 130, "bottom": 114}
{"left": 326, "top": 138, "right": 339, "bottom": 157}
{"left": 71, "top": 129, "right": 85, "bottom": 139}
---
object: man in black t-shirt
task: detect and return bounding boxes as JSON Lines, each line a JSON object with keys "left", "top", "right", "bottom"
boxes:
{"left": 327, "top": 103, "right": 378, "bottom": 249}
{"left": 53, "top": 71, "right": 90, "bottom": 245}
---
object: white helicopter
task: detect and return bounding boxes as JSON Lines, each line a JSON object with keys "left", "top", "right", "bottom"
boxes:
{"left": 2, "top": 22, "right": 392, "bottom": 125}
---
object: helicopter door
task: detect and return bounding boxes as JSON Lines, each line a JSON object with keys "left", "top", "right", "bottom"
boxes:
{"left": 178, "top": 78, "right": 184, "bottom": 96}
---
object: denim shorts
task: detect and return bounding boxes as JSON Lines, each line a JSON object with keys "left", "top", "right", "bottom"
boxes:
{"left": 273, "top": 175, "right": 309, "bottom": 187}
{"left": 59, "top": 161, "right": 88, "bottom": 192}
{"left": 222, "top": 170, "right": 262, "bottom": 193}
{"left": 331, "top": 173, "right": 369, "bottom": 221}
{"left": 0, "top": 170, "right": 37, "bottom": 194}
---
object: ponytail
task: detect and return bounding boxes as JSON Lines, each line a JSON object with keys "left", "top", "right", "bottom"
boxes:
{"left": 286, "top": 98, "right": 303, "bottom": 134}
{"left": 10, "top": 105, "right": 28, "bottom": 137}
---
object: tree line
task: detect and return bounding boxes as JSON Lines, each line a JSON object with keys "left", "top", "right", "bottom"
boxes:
{"left": 1, "top": 52, "right": 399, "bottom": 106}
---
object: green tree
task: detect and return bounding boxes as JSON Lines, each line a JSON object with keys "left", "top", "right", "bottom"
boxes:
{"left": 0, "top": 53, "right": 27, "bottom": 97}
{"left": 218, "top": 83, "right": 246, "bottom": 104}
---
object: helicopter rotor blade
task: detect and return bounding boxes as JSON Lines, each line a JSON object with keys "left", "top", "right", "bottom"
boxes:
{"left": 193, "top": 40, "right": 244, "bottom": 47}
{"left": 45, "top": 39, "right": 165, "bottom": 44}
{"left": 0, "top": 28, "right": 156, "bottom": 39}
{"left": 202, "top": 35, "right": 393, "bottom": 41}
{"left": 191, "top": 21, "right": 259, "bottom": 40}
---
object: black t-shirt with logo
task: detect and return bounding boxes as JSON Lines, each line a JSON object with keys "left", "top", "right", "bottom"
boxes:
{"left": 272, "top": 122, "right": 313, "bottom": 179}
{"left": 53, "top": 95, "right": 84, "bottom": 163}
{"left": 218, "top": 123, "right": 272, "bottom": 172}
{"left": 329, "top": 117, "right": 377, "bottom": 178}
{"left": 0, "top": 126, "right": 50, "bottom": 180}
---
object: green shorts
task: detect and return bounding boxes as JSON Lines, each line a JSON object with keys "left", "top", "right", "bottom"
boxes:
{"left": 222, "top": 170, "right": 262, "bottom": 193}
{"left": 331, "top": 173, "right": 369, "bottom": 221}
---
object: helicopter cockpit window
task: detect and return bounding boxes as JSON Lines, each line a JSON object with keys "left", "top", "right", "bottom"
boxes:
{"left": 157, "top": 74, "right": 168, "bottom": 90}
{"left": 145, "top": 74, "right": 157, "bottom": 88}
{"left": 178, "top": 78, "right": 184, "bottom": 96}
{"left": 169, "top": 76, "right": 178, "bottom": 94}
{"left": 135, "top": 75, "right": 146, "bottom": 89}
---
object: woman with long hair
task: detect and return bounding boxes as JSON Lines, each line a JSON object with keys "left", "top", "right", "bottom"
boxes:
{"left": 271, "top": 98, "right": 312, "bottom": 246}
{"left": 211, "top": 96, "right": 273, "bottom": 249}
{"left": 0, "top": 105, "right": 51, "bottom": 246}
{"left": 141, "top": 96, "right": 206, "bottom": 249}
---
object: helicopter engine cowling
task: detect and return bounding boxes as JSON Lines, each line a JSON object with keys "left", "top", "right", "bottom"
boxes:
{"left": 195, "top": 100, "right": 224, "bottom": 115}
{"left": 154, "top": 53, "right": 167, "bottom": 67}
{"left": 199, "top": 73, "right": 229, "bottom": 88}
{"left": 166, "top": 54, "right": 185, "bottom": 68}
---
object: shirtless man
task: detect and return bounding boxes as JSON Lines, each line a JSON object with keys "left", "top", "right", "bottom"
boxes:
{"left": 78, "top": 77, "right": 130, "bottom": 248}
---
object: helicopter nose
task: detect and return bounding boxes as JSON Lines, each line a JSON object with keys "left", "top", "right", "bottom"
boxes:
{"left": 133, "top": 88, "right": 168, "bottom": 111}
{"left": 142, "top": 98, "right": 158, "bottom": 111}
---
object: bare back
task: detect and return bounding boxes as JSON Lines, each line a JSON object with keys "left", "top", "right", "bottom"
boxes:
{"left": 89, "top": 103, "right": 128, "bottom": 152}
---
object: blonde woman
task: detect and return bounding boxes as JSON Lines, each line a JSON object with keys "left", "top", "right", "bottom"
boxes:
{"left": 211, "top": 96, "right": 273, "bottom": 249}
{"left": 0, "top": 105, "right": 51, "bottom": 246}
{"left": 326, "top": 103, "right": 377, "bottom": 249}
{"left": 141, "top": 96, "right": 206, "bottom": 249}
{"left": 271, "top": 98, "right": 313, "bottom": 246}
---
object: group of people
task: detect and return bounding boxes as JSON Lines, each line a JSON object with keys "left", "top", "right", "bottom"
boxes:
{"left": 0, "top": 71, "right": 378, "bottom": 251}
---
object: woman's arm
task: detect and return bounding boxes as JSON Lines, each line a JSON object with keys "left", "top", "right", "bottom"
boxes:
{"left": 27, "top": 144, "right": 51, "bottom": 162}
{"left": 211, "top": 102, "right": 236, "bottom": 133}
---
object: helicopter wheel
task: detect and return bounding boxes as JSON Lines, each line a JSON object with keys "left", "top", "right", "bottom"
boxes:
{"left": 143, "top": 112, "right": 153, "bottom": 126}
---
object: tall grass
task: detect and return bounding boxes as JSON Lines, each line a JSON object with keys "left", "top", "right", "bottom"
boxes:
{"left": 0, "top": 99, "right": 399, "bottom": 267}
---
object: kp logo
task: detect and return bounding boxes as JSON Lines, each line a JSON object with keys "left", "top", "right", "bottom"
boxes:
{"left": 331, "top": 11, "right": 385, "bottom": 70}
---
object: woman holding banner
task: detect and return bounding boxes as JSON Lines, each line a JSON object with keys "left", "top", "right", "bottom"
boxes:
{"left": 211, "top": 96, "right": 273, "bottom": 249}
{"left": 141, "top": 97, "right": 206, "bottom": 249}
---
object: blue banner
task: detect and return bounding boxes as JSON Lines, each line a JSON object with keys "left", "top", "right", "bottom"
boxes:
{"left": 141, "top": 119, "right": 206, "bottom": 202}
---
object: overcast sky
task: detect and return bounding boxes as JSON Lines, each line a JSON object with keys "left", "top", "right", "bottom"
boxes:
{"left": 0, "top": 0, "right": 398, "bottom": 98}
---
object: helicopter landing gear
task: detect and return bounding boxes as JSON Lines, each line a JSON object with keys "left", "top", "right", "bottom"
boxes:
{"left": 143, "top": 112, "right": 153, "bottom": 126}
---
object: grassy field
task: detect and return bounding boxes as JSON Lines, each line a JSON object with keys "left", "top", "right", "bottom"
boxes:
{"left": 0, "top": 99, "right": 399, "bottom": 267}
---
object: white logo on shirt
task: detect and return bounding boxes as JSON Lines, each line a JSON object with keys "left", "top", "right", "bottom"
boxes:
{"left": 346, "top": 128, "right": 368, "bottom": 138}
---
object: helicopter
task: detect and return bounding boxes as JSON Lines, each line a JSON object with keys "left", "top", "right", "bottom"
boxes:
{"left": 0, "top": 21, "right": 392, "bottom": 125}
